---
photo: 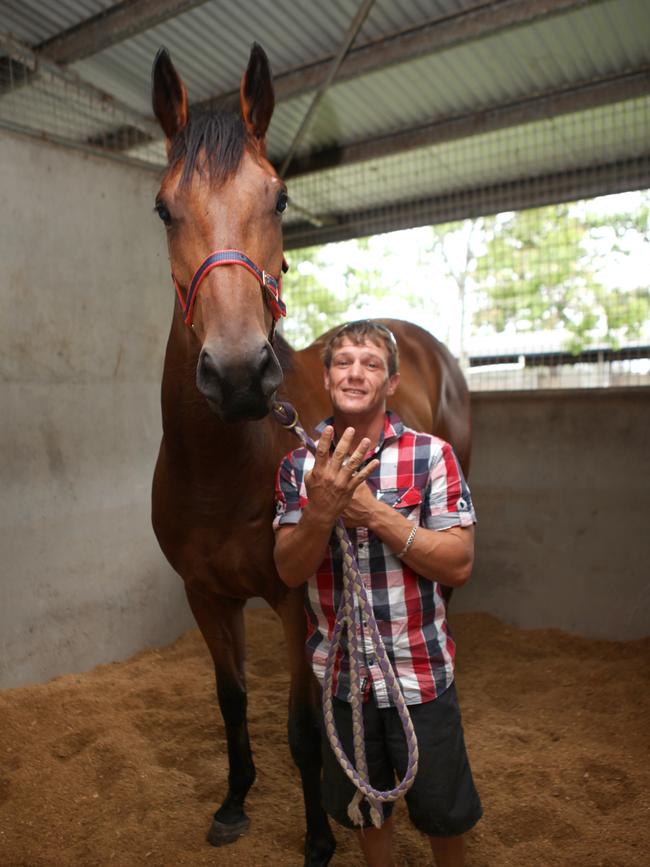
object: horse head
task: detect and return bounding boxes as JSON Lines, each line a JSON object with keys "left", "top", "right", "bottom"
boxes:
{"left": 152, "top": 45, "right": 287, "bottom": 422}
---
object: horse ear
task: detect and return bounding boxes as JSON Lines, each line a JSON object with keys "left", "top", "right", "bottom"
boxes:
{"left": 152, "top": 48, "right": 188, "bottom": 142}
{"left": 240, "top": 43, "right": 274, "bottom": 144}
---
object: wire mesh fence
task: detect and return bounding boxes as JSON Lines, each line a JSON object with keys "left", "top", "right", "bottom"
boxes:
{"left": 280, "top": 93, "right": 650, "bottom": 391}
{"left": 281, "top": 187, "right": 650, "bottom": 391}
{"left": 0, "top": 34, "right": 165, "bottom": 167}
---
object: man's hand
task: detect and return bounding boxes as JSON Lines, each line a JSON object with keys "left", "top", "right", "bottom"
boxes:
{"left": 341, "top": 480, "right": 380, "bottom": 528}
{"left": 305, "top": 425, "right": 379, "bottom": 525}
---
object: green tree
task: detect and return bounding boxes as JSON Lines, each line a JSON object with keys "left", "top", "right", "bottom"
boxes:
{"left": 281, "top": 239, "right": 392, "bottom": 348}
{"left": 584, "top": 195, "right": 650, "bottom": 345}
{"left": 472, "top": 198, "right": 650, "bottom": 352}
{"left": 421, "top": 218, "right": 489, "bottom": 368}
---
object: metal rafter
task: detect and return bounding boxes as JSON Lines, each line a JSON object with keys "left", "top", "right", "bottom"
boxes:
{"left": 283, "top": 66, "right": 650, "bottom": 179}
{"left": 200, "top": 0, "right": 603, "bottom": 114}
{"left": 37, "top": 0, "right": 211, "bottom": 64}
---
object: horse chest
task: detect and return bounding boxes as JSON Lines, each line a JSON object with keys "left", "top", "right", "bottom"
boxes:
{"left": 154, "top": 449, "right": 279, "bottom": 595}
{"left": 183, "top": 518, "right": 277, "bottom": 600}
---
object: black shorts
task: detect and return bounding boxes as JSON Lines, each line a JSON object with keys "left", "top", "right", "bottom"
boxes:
{"left": 320, "top": 682, "right": 482, "bottom": 837}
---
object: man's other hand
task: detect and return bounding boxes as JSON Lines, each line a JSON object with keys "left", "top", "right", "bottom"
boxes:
{"left": 304, "top": 425, "right": 379, "bottom": 525}
{"left": 341, "top": 480, "right": 379, "bottom": 528}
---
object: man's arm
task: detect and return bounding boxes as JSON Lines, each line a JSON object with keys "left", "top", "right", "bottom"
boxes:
{"left": 273, "top": 426, "right": 379, "bottom": 588}
{"left": 371, "top": 501, "right": 474, "bottom": 587}
{"left": 342, "top": 483, "right": 474, "bottom": 587}
{"left": 274, "top": 519, "right": 333, "bottom": 588}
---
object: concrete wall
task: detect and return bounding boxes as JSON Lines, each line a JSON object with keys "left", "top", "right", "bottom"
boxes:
{"left": 456, "top": 388, "right": 650, "bottom": 640}
{"left": 0, "top": 131, "right": 194, "bottom": 689}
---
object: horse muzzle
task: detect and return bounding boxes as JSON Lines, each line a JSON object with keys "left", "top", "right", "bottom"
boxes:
{"left": 196, "top": 340, "right": 283, "bottom": 421}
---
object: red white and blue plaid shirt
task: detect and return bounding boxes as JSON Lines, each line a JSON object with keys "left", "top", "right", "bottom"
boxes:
{"left": 274, "top": 412, "right": 476, "bottom": 708}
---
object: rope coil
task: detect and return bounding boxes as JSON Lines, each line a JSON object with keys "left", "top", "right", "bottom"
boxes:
{"left": 272, "top": 401, "right": 419, "bottom": 827}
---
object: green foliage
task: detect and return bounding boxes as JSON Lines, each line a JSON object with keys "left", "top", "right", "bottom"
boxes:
{"left": 471, "top": 196, "right": 650, "bottom": 352}
{"left": 281, "top": 240, "right": 392, "bottom": 348}
{"left": 281, "top": 193, "right": 650, "bottom": 356}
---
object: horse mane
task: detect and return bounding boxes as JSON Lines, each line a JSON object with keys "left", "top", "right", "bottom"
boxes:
{"left": 167, "top": 109, "right": 248, "bottom": 186}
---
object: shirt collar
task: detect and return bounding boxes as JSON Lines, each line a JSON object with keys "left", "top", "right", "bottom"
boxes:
{"left": 315, "top": 411, "right": 405, "bottom": 455}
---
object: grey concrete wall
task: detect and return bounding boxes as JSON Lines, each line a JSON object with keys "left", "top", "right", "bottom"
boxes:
{"left": 455, "top": 388, "right": 650, "bottom": 639}
{"left": 0, "top": 131, "right": 194, "bottom": 689}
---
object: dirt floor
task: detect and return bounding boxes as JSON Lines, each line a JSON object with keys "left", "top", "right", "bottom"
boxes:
{"left": 1, "top": 608, "right": 649, "bottom": 867}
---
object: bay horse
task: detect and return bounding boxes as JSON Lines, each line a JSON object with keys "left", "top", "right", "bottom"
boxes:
{"left": 150, "top": 44, "right": 471, "bottom": 867}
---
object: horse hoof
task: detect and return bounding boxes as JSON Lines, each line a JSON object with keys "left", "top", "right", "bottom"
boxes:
{"left": 206, "top": 815, "right": 251, "bottom": 846}
{"left": 304, "top": 833, "right": 336, "bottom": 867}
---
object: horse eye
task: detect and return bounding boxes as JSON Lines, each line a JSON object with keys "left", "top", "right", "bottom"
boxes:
{"left": 275, "top": 191, "right": 288, "bottom": 215}
{"left": 154, "top": 202, "right": 172, "bottom": 225}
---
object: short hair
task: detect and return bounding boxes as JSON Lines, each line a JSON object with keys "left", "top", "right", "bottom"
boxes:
{"left": 322, "top": 320, "right": 399, "bottom": 376}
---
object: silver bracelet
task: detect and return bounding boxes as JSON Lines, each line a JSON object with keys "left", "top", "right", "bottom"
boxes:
{"left": 397, "top": 526, "right": 417, "bottom": 559}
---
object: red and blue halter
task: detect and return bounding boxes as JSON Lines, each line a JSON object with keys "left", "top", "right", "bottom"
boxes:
{"left": 172, "top": 249, "right": 287, "bottom": 328}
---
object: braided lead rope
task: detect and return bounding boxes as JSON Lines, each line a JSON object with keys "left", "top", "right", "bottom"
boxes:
{"left": 272, "top": 401, "right": 419, "bottom": 827}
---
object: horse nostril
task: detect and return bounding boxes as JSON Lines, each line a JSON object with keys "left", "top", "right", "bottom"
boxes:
{"left": 197, "top": 348, "right": 222, "bottom": 400}
{"left": 197, "top": 349, "right": 217, "bottom": 382}
{"left": 199, "top": 348, "right": 215, "bottom": 378}
{"left": 258, "top": 342, "right": 271, "bottom": 370}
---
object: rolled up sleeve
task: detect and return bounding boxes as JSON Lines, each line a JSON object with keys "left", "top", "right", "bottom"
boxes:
{"left": 273, "top": 454, "right": 303, "bottom": 530}
{"left": 423, "top": 442, "right": 476, "bottom": 530}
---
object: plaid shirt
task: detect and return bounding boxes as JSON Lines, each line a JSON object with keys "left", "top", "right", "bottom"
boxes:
{"left": 274, "top": 412, "right": 475, "bottom": 707}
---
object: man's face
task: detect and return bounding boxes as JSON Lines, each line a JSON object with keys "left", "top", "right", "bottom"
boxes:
{"left": 324, "top": 337, "right": 400, "bottom": 420}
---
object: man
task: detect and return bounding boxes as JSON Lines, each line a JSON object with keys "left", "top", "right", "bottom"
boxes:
{"left": 273, "top": 321, "right": 482, "bottom": 867}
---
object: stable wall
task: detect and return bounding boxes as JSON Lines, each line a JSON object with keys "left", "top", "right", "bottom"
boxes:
{"left": 0, "top": 131, "right": 194, "bottom": 689}
{"left": 457, "top": 388, "right": 650, "bottom": 640}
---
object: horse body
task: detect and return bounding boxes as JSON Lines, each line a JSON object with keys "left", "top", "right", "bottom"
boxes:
{"left": 150, "top": 44, "right": 470, "bottom": 867}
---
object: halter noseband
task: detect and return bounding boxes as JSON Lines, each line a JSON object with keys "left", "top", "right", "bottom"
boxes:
{"left": 172, "top": 249, "right": 287, "bottom": 328}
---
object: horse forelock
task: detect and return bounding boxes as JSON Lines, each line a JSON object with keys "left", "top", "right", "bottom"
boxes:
{"left": 167, "top": 109, "right": 248, "bottom": 187}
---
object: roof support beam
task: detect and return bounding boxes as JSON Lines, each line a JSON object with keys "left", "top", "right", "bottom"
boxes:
{"left": 37, "top": 0, "right": 210, "bottom": 64}
{"left": 283, "top": 155, "right": 650, "bottom": 248}
{"left": 284, "top": 67, "right": 650, "bottom": 178}
{"left": 202, "top": 0, "right": 601, "bottom": 112}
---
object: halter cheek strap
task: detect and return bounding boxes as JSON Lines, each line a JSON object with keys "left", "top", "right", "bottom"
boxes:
{"left": 172, "top": 249, "right": 287, "bottom": 327}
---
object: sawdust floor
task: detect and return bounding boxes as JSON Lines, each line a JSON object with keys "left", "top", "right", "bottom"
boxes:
{"left": 1, "top": 608, "right": 649, "bottom": 867}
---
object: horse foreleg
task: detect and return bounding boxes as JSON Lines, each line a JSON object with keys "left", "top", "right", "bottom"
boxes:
{"left": 185, "top": 587, "right": 256, "bottom": 846}
{"left": 276, "top": 590, "right": 336, "bottom": 867}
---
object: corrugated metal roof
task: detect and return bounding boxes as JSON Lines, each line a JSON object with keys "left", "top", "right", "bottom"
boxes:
{"left": 268, "top": 0, "right": 650, "bottom": 161}
{"left": 67, "top": 0, "right": 477, "bottom": 114}
{"left": 284, "top": 95, "right": 650, "bottom": 226}
{"left": 0, "top": 0, "right": 119, "bottom": 46}
{"left": 47, "top": 0, "right": 649, "bottom": 163}
{"left": 1, "top": 0, "right": 649, "bottom": 240}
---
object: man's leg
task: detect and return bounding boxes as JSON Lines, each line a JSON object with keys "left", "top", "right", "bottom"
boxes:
{"left": 429, "top": 833, "right": 465, "bottom": 867}
{"left": 356, "top": 814, "right": 396, "bottom": 867}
